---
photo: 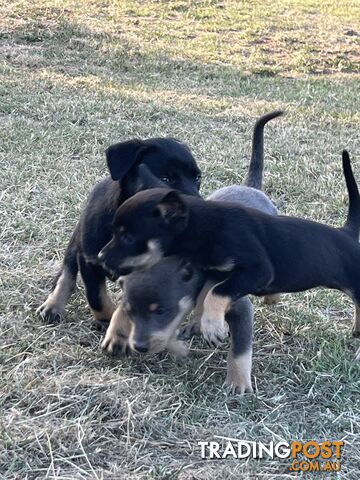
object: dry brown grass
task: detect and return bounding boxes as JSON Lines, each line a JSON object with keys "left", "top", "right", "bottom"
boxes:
{"left": 1, "top": 1, "right": 360, "bottom": 478}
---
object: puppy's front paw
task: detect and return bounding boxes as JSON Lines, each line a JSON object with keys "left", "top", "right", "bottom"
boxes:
{"left": 178, "top": 320, "right": 201, "bottom": 340}
{"left": 101, "top": 329, "right": 129, "bottom": 357}
{"left": 225, "top": 375, "right": 254, "bottom": 395}
{"left": 200, "top": 313, "right": 229, "bottom": 346}
{"left": 36, "top": 300, "right": 64, "bottom": 324}
{"left": 167, "top": 338, "right": 189, "bottom": 358}
{"left": 201, "top": 291, "right": 230, "bottom": 346}
{"left": 226, "top": 350, "right": 253, "bottom": 395}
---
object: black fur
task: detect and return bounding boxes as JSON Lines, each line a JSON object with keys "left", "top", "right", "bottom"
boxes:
{"left": 246, "top": 110, "right": 283, "bottom": 189}
{"left": 100, "top": 151, "right": 360, "bottom": 337}
{"left": 38, "top": 137, "right": 201, "bottom": 323}
{"left": 38, "top": 112, "right": 281, "bottom": 324}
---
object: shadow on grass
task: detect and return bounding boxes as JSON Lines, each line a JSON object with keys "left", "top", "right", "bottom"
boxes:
{"left": 4, "top": 15, "right": 360, "bottom": 117}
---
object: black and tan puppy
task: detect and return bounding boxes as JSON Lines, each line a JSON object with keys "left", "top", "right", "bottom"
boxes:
{"left": 37, "top": 138, "right": 201, "bottom": 327}
{"left": 101, "top": 112, "right": 282, "bottom": 393}
{"left": 37, "top": 112, "right": 281, "bottom": 328}
{"left": 102, "top": 260, "right": 254, "bottom": 393}
{"left": 102, "top": 258, "right": 205, "bottom": 357}
{"left": 99, "top": 151, "right": 360, "bottom": 348}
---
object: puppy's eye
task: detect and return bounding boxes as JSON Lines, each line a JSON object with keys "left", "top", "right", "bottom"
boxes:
{"left": 121, "top": 232, "right": 134, "bottom": 245}
{"left": 195, "top": 174, "right": 202, "bottom": 183}
{"left": 161, "top": 176, "right": 174, "bottom": 184}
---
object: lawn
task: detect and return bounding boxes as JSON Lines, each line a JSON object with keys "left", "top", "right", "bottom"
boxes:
{"left": 1, "top": 0, "right": 360, "bottom": 478}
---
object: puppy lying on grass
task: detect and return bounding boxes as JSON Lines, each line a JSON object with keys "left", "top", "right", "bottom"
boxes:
{"left": 99, "top": 151, "right": 360, "bottom": 356}
{"left": 101, "top": 112, "right": 281, "bottom": 394}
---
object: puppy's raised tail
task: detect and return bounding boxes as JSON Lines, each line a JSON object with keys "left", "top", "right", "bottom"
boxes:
{"left": 342, "top": 150, "right": 360, "bottom": 240}
{"left": 246, "top": 110, "right": 284, "bottom": 190}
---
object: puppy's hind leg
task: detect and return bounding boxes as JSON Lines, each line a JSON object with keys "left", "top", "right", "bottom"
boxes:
{"left": 78, "top": 256, "right": 115, "bottom": 330}
{"left": 352, "top": 304, "right": 360, "bottom": 338}
{"left": 37, "top": 228, "right": 79, "bottom": 323}
{"left": 346, "top": 287, "right": 360, "bottom": 338}
{"left": 225, "top": 296, "right": 254, "bottom": 394}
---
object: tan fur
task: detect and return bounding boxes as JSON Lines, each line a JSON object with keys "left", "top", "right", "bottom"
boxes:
{"left": 179, "top": 280, "right": 214, "bottom": 339}
{"left": 353, "top": 305, "right": 360, "bottom": 337}
{"left": 37, "top": 267, "right": 76, "bottom": 319}
{"left": 149, "top": 303, "right": 159, "bottom": 312}
{"left": 200, "top": 289, "right": 230, "bottom": 345}
{"left": 101, "top": 303, "right": 132, "bottom": 354}
{"left": 91, "top": 283, "right": 116, "bottom": 323}
{"left": 226, "top": 349, "right": 253, "bottom": 394}
{"left": 192, "top": 281, "right": 214, "bottom": 323}
{"left": 355, "top": 347, "right": 360, "bottom": 361}
{"left": 263, "top": 293, "right": 281, "bottom": 305}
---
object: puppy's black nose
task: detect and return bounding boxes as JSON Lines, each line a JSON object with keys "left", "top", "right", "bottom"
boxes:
{"left": 134, "top": 343, "right": 148, "bottom": 353}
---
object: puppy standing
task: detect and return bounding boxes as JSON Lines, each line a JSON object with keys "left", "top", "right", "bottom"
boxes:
{"left": 99, "top": 151, "right": 360, "bottom": 354}
{"left": 102, "top": 112, "right": 283, "bottom": 393}
{"left": 37, "top": 138, "right": 201, "bottom": 327}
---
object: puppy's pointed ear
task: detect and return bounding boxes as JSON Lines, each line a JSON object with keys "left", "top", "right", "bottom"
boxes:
{"left": 158, "top": 191, "right": 188, "bottom": 231}
{"left": 106, "top": 140, "right": 151, "bottom": 181}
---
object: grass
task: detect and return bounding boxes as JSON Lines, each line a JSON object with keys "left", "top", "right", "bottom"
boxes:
{"left": 1, "top": 0, "right": 360, "bottom": 478}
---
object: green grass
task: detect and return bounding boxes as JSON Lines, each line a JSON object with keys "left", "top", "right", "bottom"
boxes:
{"left": 1, "top": 0, "right": 360, "bottom": 478}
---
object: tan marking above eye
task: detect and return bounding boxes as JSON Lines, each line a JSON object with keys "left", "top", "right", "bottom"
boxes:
{"left": 149, "top": 303, "right": 159, "bottom": 312}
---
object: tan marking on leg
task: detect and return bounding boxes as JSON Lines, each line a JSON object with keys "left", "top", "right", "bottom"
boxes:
{"left": 37, "top": 267, "right": 75, "bottom": 321}
{"left": 180, "top": 281, "right": 214, "bottom": 339}
{"left": 226, "top": 349, "right": 253, "bottom": 395}
{"left": 353, "top": 305, "right": 360, "bottom": 338}
{"left": 263, "top": 293, "right": 281, "bottom": 305}
{"left": 200, "top": 289, "right": 230, "bottom": 345}
{"left": 101, "top": 303, "right": 132, "bottom": 355}
{"left": 91, "top": 283, "right": 116, "bottom": 324}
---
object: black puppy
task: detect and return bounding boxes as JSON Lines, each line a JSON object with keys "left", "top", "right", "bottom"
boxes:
{"left": 99, "top": 151, "right": 360, "bottom": 347}
{"left": 37, "top": 138, "right": 201, "bottom": 326}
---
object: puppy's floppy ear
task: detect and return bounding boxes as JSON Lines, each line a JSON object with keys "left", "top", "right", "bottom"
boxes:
{"left": 106, "top": 140, "right": 153, "bottom": 181}
{"left": 158, "top": 190, "right": 188, "bottom": 231}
